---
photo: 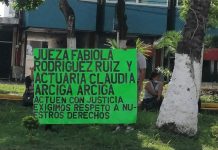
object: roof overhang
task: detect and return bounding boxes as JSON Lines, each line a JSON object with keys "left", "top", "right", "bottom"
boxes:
{"left": 25, "top": 27, "right": 66, "bottom": 34}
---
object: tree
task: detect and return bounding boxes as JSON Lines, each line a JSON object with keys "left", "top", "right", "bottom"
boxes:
{"left": 156, "top": 0, "right": 212, "bottom": 136}
{"left": 180, "top": 0, "right": 218, "bottom": 28}
{"left": 59, "top": 0, "right": 76, "bottom": 48}
{"left": 154, "top": 31, "right": 182, "bottom": 57}
{"left": 95, "top": 0, "right": 105, "bottom": 48}
{"left": 0, "top": 0, "right": 44, "bottom": 10}
{"left": 155, "top": 0, "right": 218, "bottom": 58}
{"left": 166, "top": 0, "right": 177, "bottom": 31}
{"left": 96, "top": 0, "right": 105, "bottom": 33}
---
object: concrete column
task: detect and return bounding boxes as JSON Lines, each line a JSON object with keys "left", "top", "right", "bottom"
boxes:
{"left": 11, "top": 27, "right": 17, "bottom": 67}
{"left": 48, "top": 38, "right": 59, "bottom": 48}
{"left": 67, "top": 37, "right": 76, "bottom": 49}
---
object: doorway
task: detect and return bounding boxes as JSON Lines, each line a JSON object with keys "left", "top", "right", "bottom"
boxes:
{"left": 0, "top": 29, "right": 13, "bottom": 79}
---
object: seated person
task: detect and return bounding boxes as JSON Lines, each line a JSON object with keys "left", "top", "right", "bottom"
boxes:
{"left": 141, "top": 69, "right": 163, "bottom": 110}
{"left": 23, "top": 67, "right": 34, "bottom": 106}
{"left": 27, "top": 67, "right": 57, "bottom": 132}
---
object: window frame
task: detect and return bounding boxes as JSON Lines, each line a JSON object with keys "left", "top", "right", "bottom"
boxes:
{"left": 106, "top": 0, "right": 168, "bottom": 7}
{"left": 80, "top": 0, "right": 169, "bottom": 7}
{"left": 80, "top": 0, "right": 97, "bottom": 2}
{"left": 176, "top": 0, "right": 182, "bottom": 7}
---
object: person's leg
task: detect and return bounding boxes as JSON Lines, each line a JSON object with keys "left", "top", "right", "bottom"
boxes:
{"left": 45, "top": 124, "right": 58, "bottom": 133}
{"left": 113, "top": 124, "right": 125, "bottom": 132}
{"left": 156, "top": 83, "right": 164, "bottom": 110}
{"left": 45, "top": 124, "right": 52, "bottom": 131}
{"left": 126, "top": 125, "right": 134, "bottom": 133}
{"left": 141, "top": 99, "right": 147, "bottom": 111}
{"left": 157, "top": 83, "right": 163, "bottom": 100}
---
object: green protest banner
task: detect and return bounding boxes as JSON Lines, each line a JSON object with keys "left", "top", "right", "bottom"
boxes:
{"left": 33, "top": 49, "right": 137, "bottom": 124}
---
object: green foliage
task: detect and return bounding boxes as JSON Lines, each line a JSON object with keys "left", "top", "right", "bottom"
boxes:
{"left": 0, "top": 0, "right": 44, "bottom": 10}
{"left": 180, "top": 0, "right": 218, "bottom": 28}
{"left": 211, "top": 125, "right": 218, "bottom": 139}
{"left": 0, "top": 83, "right": 25, "bottom": 95}
{"left": 156, "top": 67, "right": 172, "bottom": 82}
{"left": 179, "top": 0, "right": 190, "bottom": 22}
{"left": 154, "top": 32, "right": 218, "bottom": 55}
{"left": 154, "top": 31, "right": 182, "bottom": 56}
{"left": 105, "top": 38, "right": 152, "bottom": 58}
{"left": 136, "top": 38, "right": 152, "bottom": 58}
{"left": 204, "top": 35, "right": 218, "bottom": 48}
{"left": 22, "top": 115, "right": 39, "bottom": 139}
{"left": 12, "top": 0, "right": 44, "bottom": 11}
{"left": 105, "top": 38, "right": 119, "bottom": 49}
{"left": 200, "top": 94, "right": 218, "bottom": 103}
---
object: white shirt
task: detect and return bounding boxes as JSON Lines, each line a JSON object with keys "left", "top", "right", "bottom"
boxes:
{"left": 144, "top": 81, "right": 161, "bottom": 99}
{"left": 137, "top": 52, "right": 147, "bottom": 79}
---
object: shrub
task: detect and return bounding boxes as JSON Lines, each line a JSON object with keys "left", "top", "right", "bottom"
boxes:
{"left": 22, "top": 115, "right": 39, "bottom": 140}
{"left": 211, "top": 125, "right": 218, "bottom": 139}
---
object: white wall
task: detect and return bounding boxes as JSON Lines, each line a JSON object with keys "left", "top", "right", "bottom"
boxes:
{"left": 0, "top": 3, "right": 4, "bottom": 17}
{"left": 0, "top": 2, "right": 15, "bottom": 17}
{"left": 25, "top": 32, "right": 66, "bottom": 77}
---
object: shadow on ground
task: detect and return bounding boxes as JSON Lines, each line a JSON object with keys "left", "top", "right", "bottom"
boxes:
{"left": 0, "top": 101, "right": 218, "bottom": 150}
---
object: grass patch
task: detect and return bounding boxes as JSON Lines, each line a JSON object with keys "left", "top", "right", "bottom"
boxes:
{"left": 0, "top": 83, "right": 25, "bottom": 96}
{"left": 0, "top": 101, "right": 218, "bottom": 150}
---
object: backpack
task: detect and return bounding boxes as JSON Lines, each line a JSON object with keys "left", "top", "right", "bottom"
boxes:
{"left": 22, "top": 89, "right": 33, "bottom": 106}
{"left": 22, "top": 76, "right": 33, "bottom": 106}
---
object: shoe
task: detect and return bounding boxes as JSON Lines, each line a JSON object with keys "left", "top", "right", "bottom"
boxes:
{"left": 112, "top": 126, "right": 122, "bottom": 133}
{"left": 125, "top": 126, "right": 134, "bottom": 133}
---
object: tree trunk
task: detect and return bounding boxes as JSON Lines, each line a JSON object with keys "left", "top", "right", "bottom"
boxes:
{"left": 156, "top": 0, "right": 211, "bottom": 136}
{"left": 116, "top": 0, "right": 128, "bottom": 48}
{"left": 95, "top": 0, "right": 105, "bottom": 48}
{"left": 166, "top": 0, "right": 176, "bottom": 31}
{"left": 59, "top": 0, "right": 76, "bottom": 48}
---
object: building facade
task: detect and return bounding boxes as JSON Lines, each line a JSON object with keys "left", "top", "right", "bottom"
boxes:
{"left": 23, "top": 0, "right": 171, "bottom": 77}
{"left": 0, "top": 0, "right": 217, "bottom": 81}
{"left": 0, "top": 2, "right": 20, "bottom": 80}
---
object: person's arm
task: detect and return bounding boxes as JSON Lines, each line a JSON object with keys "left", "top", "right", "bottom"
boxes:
{"left": 30, "top": 67, "right": 34, "bottom": 80}
{"left": 145, "top": 82, "right": 157, "bottom": 96}
{"left": 138, "top": 69, "right": 145, "bottom": 94}
{"left": 138, "top": 53, "right": 147, "bottom": 94}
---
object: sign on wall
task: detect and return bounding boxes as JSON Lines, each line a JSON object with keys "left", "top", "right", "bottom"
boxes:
{"left": 34, "top": 49, "right": 137, "bottom": 124}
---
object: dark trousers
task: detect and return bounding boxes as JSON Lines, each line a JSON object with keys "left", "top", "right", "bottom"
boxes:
{"left": 141, "top": 97, "right": 163, "bottom": 111}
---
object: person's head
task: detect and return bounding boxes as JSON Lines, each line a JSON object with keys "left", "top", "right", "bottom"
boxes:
{"left": 150, "top": 69, "right": 161, "bottom": 81}
{"left": 126, "top": 38, "right": 136, "bottom": 48}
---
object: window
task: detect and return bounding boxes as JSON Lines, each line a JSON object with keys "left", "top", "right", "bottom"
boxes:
{"left": 138, "top": 0, "right": 168, "bottom": 6}
{"left": 80, "top": 0, "right": 168, "bottom": 7}
{"left": 106, "top": 0, "right": 168, "bottom": 7}
{"left": 80, "top": 0, "right": 97, "bottom": 2}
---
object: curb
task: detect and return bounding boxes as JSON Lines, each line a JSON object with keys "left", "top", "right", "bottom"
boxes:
{"left": 201, "top": 103, "right": 218, "bottom": 111}
{"left": 0, "top": 94, "right": 22, "bottom": 101}
{"left": 201, "top": 103, "right": 218, "bottom": 108}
